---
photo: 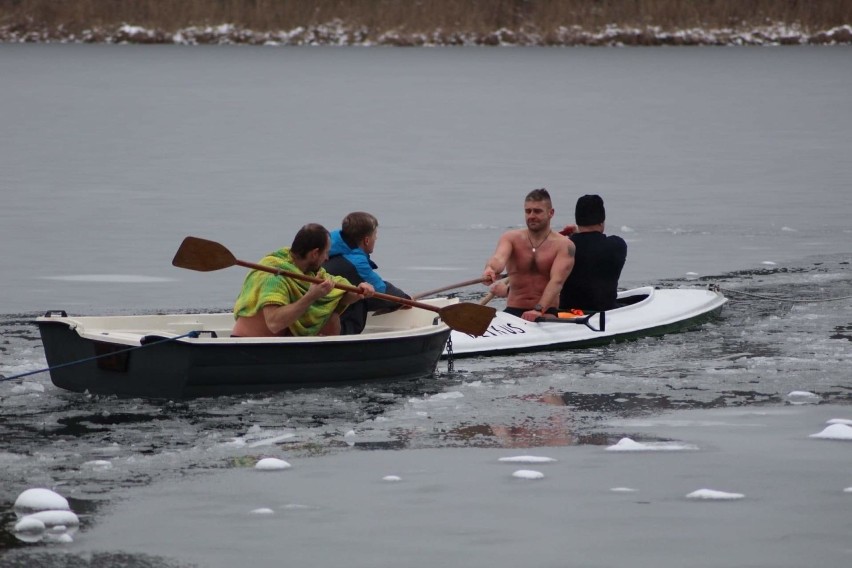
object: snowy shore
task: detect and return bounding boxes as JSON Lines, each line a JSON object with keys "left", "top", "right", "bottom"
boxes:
{"left": 2, "top": 22, "right": 851, "bottom": 46}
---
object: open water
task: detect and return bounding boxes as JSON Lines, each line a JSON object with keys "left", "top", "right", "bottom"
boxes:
{"left": 0, "top": 45, "right": 851, "bottom": 567}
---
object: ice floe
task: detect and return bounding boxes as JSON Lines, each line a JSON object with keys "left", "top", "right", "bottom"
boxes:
{"left": 250, "top": 508, "right": 275, "bottom": 515}
{"left": 786, "top": 390, "right": 821, "bottom": 404}
{"left": 10, "top": 381, "right": 45, "bottom": 394}
{"left": 247, "top": 433, "right": 296, "bottom": 448}
{"left": 610, "top": 487, "right": 638, "bottom": 493}
{"left": 14, "top": 488, "right": 70, "bottom": 517}
{"left": 255, "top": 458, "right": 292, "bottom": 470}
{"left": 82, "top": 459, "right": 113, "bottom": 471}
{"left": 686, "top": 489, "right": 745, "bottom": 500}
{"left": 512, "top": 469, "right": 544, "bottom": 480}
{"left": 498, "top": 455, "right": 557, "bottom": 464}
{"left": 382, "top": 475, "right": 402, "bottom": 482}
{"left": 826, "top": 418, "right": 852, "bottom": 426}
{"left": 606, "top": 437, "right": 698, "bottom": 451}
{"left": 12, "top": 488, "right": 78, "bottom": 544}
{"left": 809, "top": 424, "right": 852, "bottom": 440}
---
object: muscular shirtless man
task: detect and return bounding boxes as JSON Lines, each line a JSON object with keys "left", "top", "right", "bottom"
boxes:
{"left": 482, "top": 188, "right": 575, "bottom": 322}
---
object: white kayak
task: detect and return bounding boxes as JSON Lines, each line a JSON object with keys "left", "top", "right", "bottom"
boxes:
{"left": 444, "top": 286, "right": 727, "bottom": 357}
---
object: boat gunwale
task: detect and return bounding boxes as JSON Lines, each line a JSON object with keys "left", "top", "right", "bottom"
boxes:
{"left": 444, "top": 286, "right": 727, "bottom": 358}
{"left": 35, "top": 297, "right": 456, "bottom": 347}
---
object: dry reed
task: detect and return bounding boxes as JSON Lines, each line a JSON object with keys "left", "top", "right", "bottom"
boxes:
{"left": 2, "top": 0, "right": 851, "bottom": 44}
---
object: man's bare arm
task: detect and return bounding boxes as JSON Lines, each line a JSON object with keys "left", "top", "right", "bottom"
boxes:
{"left": 539, "top": 240, "right": 575, "bottom": 311}
{"left": 483, "top": 233, "right": 514, "bottom": 283}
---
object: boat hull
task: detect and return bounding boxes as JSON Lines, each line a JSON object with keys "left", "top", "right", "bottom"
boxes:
{"left": 37, "top": 309, "right": 452, "bottom": 399}
{"left": 445, "top": 287, "right": 726, "bottom": 357}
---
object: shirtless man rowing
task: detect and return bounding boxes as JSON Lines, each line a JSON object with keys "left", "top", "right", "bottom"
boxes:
{"left": 482, "top": 188, "right": 575, "bottom": 322}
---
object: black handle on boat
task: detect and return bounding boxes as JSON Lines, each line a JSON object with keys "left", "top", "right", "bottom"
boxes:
{"left": 535, "top": 311, "right": 606, "bottom": 332}
{"left": 171, "top": 236, "right": 497, "bottom": 337}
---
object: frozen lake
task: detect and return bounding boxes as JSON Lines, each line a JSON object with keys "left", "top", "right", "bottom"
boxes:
{"left": 1, "top": 45, "right": 851, "bottom": 566}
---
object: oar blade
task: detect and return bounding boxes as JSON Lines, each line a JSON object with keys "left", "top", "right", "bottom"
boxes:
{"left": 172, "top": 236, "right": 237, "bottom": 272}
{"left": 439, "top": 303, "right": 497, "bottom": 337}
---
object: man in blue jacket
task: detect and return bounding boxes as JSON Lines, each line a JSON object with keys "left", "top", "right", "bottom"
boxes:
{"left": 323, "top": 212, "right": 411, "bottom": 334}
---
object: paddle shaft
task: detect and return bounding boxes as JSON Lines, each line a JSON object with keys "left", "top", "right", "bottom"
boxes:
{"left": 412, "top": 275, "right": 505, "bottom": 300}
{"left": 478, "top": 276, "right": 509, "bottom": 306}
{"left": 235, "top": 259, "right": 443, "bottom": 315}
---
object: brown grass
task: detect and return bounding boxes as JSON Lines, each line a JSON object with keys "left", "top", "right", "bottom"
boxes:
{"left": 2, "top": 0, "right": 851, "bottom": 43}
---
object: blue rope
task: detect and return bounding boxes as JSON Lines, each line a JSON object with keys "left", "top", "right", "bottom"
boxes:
{"left": 0, "top": 331, "right": 201, "bottom": 384}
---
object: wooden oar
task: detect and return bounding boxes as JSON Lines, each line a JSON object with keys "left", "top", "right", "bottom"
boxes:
{"left": 172, "top": 237, "right": 497, "bottom": 337}
{"left": 412, "top": 274, "right": 507, "bottom": 300}
{"left": 412, "top": 277, "right": 486, "bottom": 300}
{"left": 478, "top": 276, "right": 509, "bottom": 306}
{"left": 368, "top": 274, "right": 503, "bottom": 317}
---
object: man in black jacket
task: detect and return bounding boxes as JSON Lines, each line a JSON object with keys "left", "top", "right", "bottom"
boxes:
{"left": 559, "top": 195, "right": 627, "bottom": 312}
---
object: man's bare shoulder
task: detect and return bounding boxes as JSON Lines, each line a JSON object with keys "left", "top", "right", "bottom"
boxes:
{"left": 551, "top": 232, "right": 575, "bottom": 255}
{"left": 500, "top": 228, "right": 527, "bottom": 242}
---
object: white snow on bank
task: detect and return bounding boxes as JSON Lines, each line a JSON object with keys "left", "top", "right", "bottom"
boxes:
{"left": 382, "top": 475, "right": 402, "bottom": 482}
{"left": 686, "top": 489, "right": 745, "bottom": 500}
{"left": 255, "top": 458, "right": 292, "bottom": 471}
{"left": 498, "top": 455, "right": 557, "bottom": 464}
{"left": 809, "top": 424, "right": 852, "bottom": 440}
{"left": 4, "top": 22, "right": 850, "bottom": 46}
{"left": 512, "top": 469, "right": 544, "bottom": 480}
{"left": 844, "top": 487, "right": 852, "bottom": 493}
{"left": 250, "top": 508, "right": 275, "bottom": 515}
{"left": 606, "top": 437, "right": 698, "bottom": 451}
{"left": 610, "top": 487, "right": 638, "bottom": 493}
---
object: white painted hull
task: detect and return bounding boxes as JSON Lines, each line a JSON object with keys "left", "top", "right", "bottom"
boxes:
{"left": 444, "top": 286, "right": 727, "bottom": 357}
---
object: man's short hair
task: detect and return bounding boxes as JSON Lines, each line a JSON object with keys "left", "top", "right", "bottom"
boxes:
{"left": 291, "top": 223, "right": 330, "bottom": 257}
{"left": 575, "top": 194, "right": 606, "bottom": 226}
{"left": 340, "top": 211, "right": 378, "bottom": 249}
{"left": 525, "top": 188, "right": 551, "bottom": 205}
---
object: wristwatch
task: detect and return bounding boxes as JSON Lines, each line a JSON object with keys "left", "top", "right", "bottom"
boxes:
{"left": 534, "top": 304, "right": 543, "bottom": 313}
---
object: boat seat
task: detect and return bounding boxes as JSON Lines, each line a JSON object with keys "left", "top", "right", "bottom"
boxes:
{"left": 165, "top": 322, "right": 207, "bottom": 333}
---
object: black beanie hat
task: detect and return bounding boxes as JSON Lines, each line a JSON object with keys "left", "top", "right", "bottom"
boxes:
{"left": 575, "top": 194, "right": 605, "bottom": 226}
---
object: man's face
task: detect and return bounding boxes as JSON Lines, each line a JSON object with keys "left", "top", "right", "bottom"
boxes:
{"left": 308, "top": 238, "right": 331, "bottom": 272}
{"left": 364, "top": 229, "right": 377, "bottom": 255}
{"left": 524, "top": 199, "right": 553, "bottom": 231}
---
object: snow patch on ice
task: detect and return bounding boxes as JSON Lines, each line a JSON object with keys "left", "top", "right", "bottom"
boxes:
{"left": 809, "top": 424, "right": 852, "bottom": 440}
{"left": 686, "top": 489, "right": 745, "bottom": 500}
{"left": 255, "top": 458, "right": 292, "bottom": 470}
{"left": 512, "top": 469, "right": 544, "bottom": 480}
{"left": 498, "top": 455, "right": 557, "bottom": 464}
{"left": 606, "top": 437, "right": 698, "bottom": 451}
